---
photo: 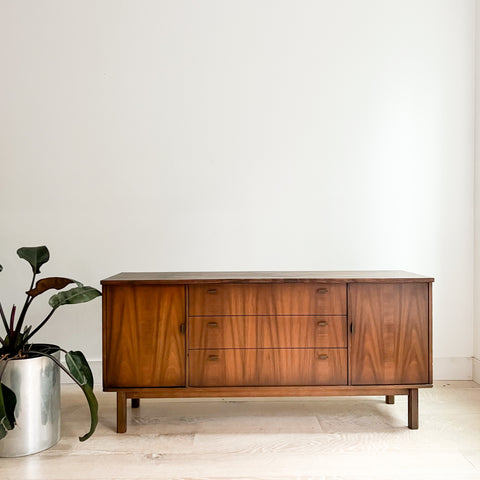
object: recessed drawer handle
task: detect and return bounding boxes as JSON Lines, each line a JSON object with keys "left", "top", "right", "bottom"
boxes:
{"left": 316, "top": 288, "right": 328, "bottom": 294}
{"left": 207, "top": 322, "right": 219, "bottom": 327}
{"left": 317, "top": 354, "right": 329, "bottom": 360}
{"left": 208, "top": 354, "right": 219, "bottom": 361}
{"left": 207, "top": 289, "right": 217, "bottom": 294}
{"left": 317, "top": 321, "right": 328, "bottom": 327}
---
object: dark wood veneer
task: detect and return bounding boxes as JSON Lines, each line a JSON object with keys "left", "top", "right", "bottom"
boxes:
{"left": 189, "top": 315, "right": 347, "bottom": 349}
{"left": 102, "top": 271, "right": 433, "bottom": 433}
{"left": 349, "top": 283, "right": 429, "bottom": 385}
{"left": 103, "top": 285, "right": 186, "bottom": 388}
{"left": 189, "top": 348, "right": 347, "bottom": 387}
{"left": 103, "top": 271, "right": 434, "bottom": 284}
{"left": 189, "top": 283, "right": 346, "bottom": 316}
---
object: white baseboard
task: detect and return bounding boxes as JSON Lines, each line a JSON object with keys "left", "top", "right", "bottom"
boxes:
{"left": 60, "top": 358, "right": 475, "bottom": 385}
{"left": 433, "top": 357, "right": 473, "bottom": 380}
{"left": 473, "top": 357, "right": 480, "bottom": 383}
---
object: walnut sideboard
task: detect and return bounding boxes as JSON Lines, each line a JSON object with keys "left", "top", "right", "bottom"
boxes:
{"left": 101, "top": 271, "right": 433, "bottom": 432}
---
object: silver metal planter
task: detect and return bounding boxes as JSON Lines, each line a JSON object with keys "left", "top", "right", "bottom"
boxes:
{"left": 0, "top": 347, "right": 61, "bottom": 457}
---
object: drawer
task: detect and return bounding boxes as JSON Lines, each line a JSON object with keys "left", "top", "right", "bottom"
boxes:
{"left": 188, "top": 283, "right": 346, "bottom": 316}
{"left": 189, "top": 315, "right": 347, "bottom": 349}
{"left": 189, "top": 348, "right": 347, "bottom": 386}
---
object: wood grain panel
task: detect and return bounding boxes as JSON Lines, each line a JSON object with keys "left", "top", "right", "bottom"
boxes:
{"left": 106, "top": 385, "right": 430, "bottom": 397}
{"left": 189, "top": 316, "right": 347, "bottom": 349}
{"left": 349, "top": 283, "right": 429, "bottom": 385}
{"left": 103, "top": 285, "right": 186, "bottom": 388}
{"left": 189, "top": 348, "right": 347, "bottom": 386}
{"left": 102, "top": 271, "right": 434, "bottom": 284}
{"left": 188, "top": 284, "right": 346, "bottom": 316}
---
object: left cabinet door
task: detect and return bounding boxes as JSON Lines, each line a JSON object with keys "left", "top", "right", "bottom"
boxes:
{"left": 103, "top": 285, "right": 186, "bottom": 388}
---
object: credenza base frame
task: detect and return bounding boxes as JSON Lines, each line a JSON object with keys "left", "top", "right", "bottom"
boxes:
{"left": 112, "top": 385, "right": 431, "bottom": 433}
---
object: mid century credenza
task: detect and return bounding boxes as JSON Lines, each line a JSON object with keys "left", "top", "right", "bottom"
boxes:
{"left": 101, "top": 271, "right": 433, "bottom": 432}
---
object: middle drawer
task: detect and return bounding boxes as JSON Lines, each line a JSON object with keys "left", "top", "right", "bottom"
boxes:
{"left": 189, "top": 315, "right": 347, "bottom": 349}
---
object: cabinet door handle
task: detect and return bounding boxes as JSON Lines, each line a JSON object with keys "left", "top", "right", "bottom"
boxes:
{"left": 207, "top": 289, "right": 217, "bottom": 294}
{"left": 208, "top": 354, "right": 219, "bottom": 361}
{"left": 317, "top": 321, "right": 328, "bottom": 327}
{"left": 207, "top": 322, "right": 218, "bottom": 327}
{"left": 317, "top": 354, "right": 329, "bottom": 360}
{"left": 350, "top": 323, "right": 355, "bottom": 334}
{"left": 316, "top": 288, "right": 328, "bottom": 294}
{"left": 179, "top": 323, "right": 186, "bottom": 334}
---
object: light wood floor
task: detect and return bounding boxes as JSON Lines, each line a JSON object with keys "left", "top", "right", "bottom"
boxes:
{"left": 1, "top": 381, "right": 480, "bottom": 479}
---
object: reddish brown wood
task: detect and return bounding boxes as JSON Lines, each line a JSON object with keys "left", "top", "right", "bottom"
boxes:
{"left": 189, "top": 348, "right": 347, "bottom": 387}
{"left": 103, "top": 285, "right": 186, "bottom": 388}
{"left": 102, "top": 286, "right": 109, "bottom": 388}
{"left": 102, "top": 271, "right": 434, "bottom": 284}
{"left": 349, "top": 283, "right": 429, "bottom": 385}
{"left": 408, "top": 388, "right": 419, "bottom": 429}
{"left": 102, "top": 271, "right": 433, "bottom": 433}
{"left": 189, "top": 284, "right": 346, "bottom": 316}
{"left": 385, "top": 395, "right": 395, "bottom": 404}
{"left": 108, "top": 385, "right": 431, "bottom": 397}
{"left": 428, "top": 282, "right": 433, "bottom": 384}
{"left": 117, "top": 392, "right": 127, "bottom": 433}
{"left": 189, "top": 315, "right": 347, "bottom": 349}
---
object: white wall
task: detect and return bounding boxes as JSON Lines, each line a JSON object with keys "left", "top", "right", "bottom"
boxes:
{"left": 0, "top": 0, "right": 475, "bottom": 381}
{"left": 475, "top": 0, "right": 480, "bottom": 384}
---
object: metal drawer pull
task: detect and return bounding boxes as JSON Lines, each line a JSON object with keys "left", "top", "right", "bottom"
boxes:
{"left": 207, "top": 289, "right": 217, "bottom": 294}
{"left": 208, "top": 354, "right": 219, "bottom": 361}
{"left": 207, "top": 322, "right": 218, "bottom": 327}
{"left": 317, "top": 321, "right": 328, "bottom": 327}
{"left": 317, "top": 354, "right": 329, "bottom": 360}
{"left": 316, "top": 288, "right": 328, "bottom": 294}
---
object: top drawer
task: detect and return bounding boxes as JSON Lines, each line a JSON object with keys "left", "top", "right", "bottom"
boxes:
{"left": 188, "top": 283, "right": 346, "bottom": 316}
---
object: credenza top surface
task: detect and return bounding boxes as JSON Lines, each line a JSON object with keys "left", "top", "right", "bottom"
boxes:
{"left": 101, "top": 270, "right": 434, "bottom": 285}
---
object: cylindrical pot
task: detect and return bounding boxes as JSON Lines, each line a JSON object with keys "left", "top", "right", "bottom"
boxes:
{"left": 0, "top": 345, "right": 61, "bottom": 457}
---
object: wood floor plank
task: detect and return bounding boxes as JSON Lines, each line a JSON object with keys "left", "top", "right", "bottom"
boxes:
{"left": 1, "top": 383, "right": 479, "bottom": 479}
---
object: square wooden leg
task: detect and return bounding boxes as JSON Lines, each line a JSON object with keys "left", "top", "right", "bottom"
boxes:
{"left": 385, "top": 395, "right": 395, "bottom": 404}
{"left": 408, "top": 388, "right": 418, "bottom": 430}
{"left": 117, "top": 392, "right": 127, "bottom": 433}
{"left": 131, "top": 398, "right": 140, "bottom": 408}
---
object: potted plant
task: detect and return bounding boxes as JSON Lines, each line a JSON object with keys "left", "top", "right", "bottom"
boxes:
{"left": 0, "top": 246, "right": 101, "bottom": 456}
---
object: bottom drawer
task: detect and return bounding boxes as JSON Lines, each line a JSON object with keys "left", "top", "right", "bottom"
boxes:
{"left": 189, "top": 348, "right": 347, "bottom": 387}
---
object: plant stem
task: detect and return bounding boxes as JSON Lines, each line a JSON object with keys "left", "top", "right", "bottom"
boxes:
{"left": 13, "top": 296, "right": 33, "bottom": 338}
{"left": 14, "top": 273, "right": 36, "bottom": 338}
{"left": 23, "top": 308, "right": 56, "bottom": 343}
{"left": 29, "top": 273, "right": 36, "bottom": 294}
{"left": 9, "top": 306, "right": 16, "bottom": 335}
{"left": 0, "top": 301, "right": 9, "bottom": 334}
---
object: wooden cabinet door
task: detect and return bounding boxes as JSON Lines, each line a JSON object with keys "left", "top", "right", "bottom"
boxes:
{"left": 349, "top": 283, "right": 429, "bottom": 385}
{"left": 103, "top": 285, "right": 186, "bottom": 388}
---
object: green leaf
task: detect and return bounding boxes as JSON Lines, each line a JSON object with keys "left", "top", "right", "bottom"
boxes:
{"left": 26, "top": 277, "right": 79, "bottom": 298}
{"left": 65, "top": 351, "right": 98, "bottom": 441}
{"left": 48, "top": 286, "right": 101, "bottom": 310}
{"left": 66, "top": 351, "right": 94, "bottom": 389}
{"left": 17, "top": 246, "right": 50, "bottom": 274}
{"left": 0, "top": 382, "right": 17, "bottom": 439}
